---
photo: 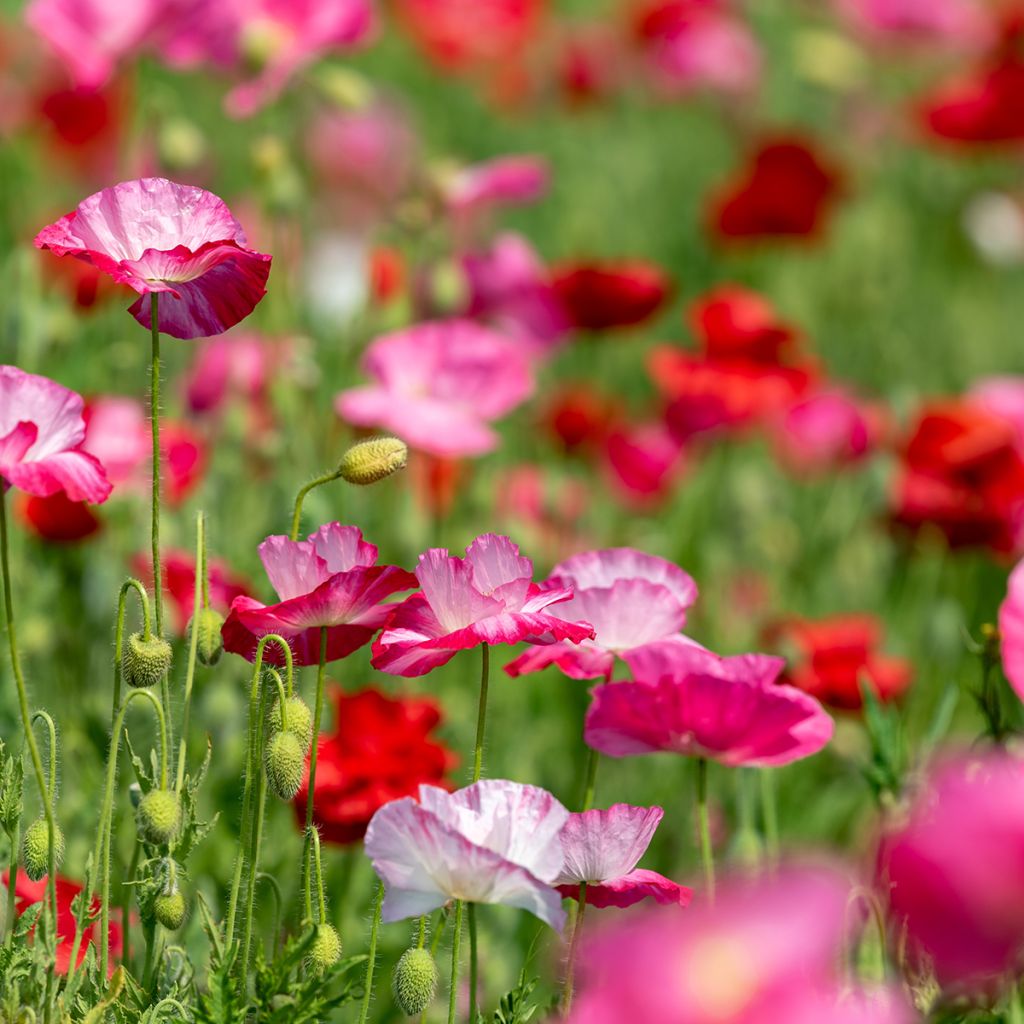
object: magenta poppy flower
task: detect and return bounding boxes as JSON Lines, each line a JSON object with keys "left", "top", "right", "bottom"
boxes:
{"left": 505, "top": 548, "right": 698, "bottom": 681}
{"left": 774, "top": 389, "right": 879, "bottom": 474}
{"left": 604, "top": 421, "right": 685, "bottom": 507}
{"left": 445, "top": 156, "right": 549, "bottom": 220}
{"left": 585, "top": 642, "right": 834, "bottom": 768}
{"left": 836, "top": 0, "right": 992, "bottom": 47}
{"left": 35, "top": 178, "right": 271, "bottom": 340}
{"left": 335, "top": 320, "right": 534, "bottom": 458}
{"left": 372, "top": 533, "right": 596, "bottom": 677}
{"left": 365, "top": 779, "right": 569, "bottom": 928}
{"left": 555, "top": 804, "right": 691, "bottom": 909}
{"left": 0, "top": 366, "right": 111, "bottom": 504}
{"left": 222, "top": 522, "right": 417, "bottom": 666}
{"left": 999, "top": 559, "right": 1024, "bottom": 703}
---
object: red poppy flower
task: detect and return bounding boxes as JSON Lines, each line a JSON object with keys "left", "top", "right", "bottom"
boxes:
{"left": 18, "top": 489, "right": 102, "bottom": 543}
{"left": 772, "top": 614, "right": 913, "bottom": 711}
{"left": 542, "top": 385, "right": 620, "bottom": 453}
{"left": 920, "top": 55, "right": 1024, "bottom": 144}
{"left": 551, "top": 261, "right": 671, "bottom": 332}
{"left": 708, "top": 138, "right": 842, "bottom": 242}
{"left": 293, "top": 686, "right": 454, "bottom": 845}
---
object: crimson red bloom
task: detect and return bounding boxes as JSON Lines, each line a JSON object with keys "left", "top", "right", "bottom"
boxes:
{"left": 294, "top": 686, "right": 454, "bottom": 845}
{"left": 18, "top": 489, "right": 101, "bottom": 543}
{"left": 551, "top": 260, "right": 671, "bottom": 332}
{"left": 708, "top": 138, "right": 842, "bottom": 242}
{"left": 542, "top": 385, "right": 620, "bottom": 454}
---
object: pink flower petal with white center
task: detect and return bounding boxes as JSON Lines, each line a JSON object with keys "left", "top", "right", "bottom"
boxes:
{"left": 556, "top": 804, "right": 663, "bottom": 885}
{"left": 415, "top": 549, "right": 505, "bottom": 633}
{"left": 555, "top": 581, "right": 689, "bottom": 652}
{"left": 309, "top": 522, "right": 378, "bottom": 573}
{"left": 558, "top": 869, "right": 692, "bottom": 909}
{"left": 520, "top": 583, "right": 577, "bottom": 614}
{"left": 433, "top": 610, "right": 595, "bottom": 655}
{"left": 258, "top": 535, "right": 328, "bottom": 601}
{"left": 551, "top": 548, "right": 698, "bottom": 610}
{"left": 504, "top": 643, "right": 615, "bottom": 681}
{"left": 999, "top": 559, "right": 1024, "bottom": 703}
{"left": 624, "top": 641, "right": 782, "bottom": 689}
{"left": 465, "top": 533, "right": 533, "bottom": 609}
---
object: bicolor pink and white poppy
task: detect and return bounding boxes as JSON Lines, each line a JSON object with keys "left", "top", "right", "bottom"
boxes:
{"left": 35, "top": 178, "right": 271, "bottom": 340}
{"left": 555, "top": 804, "right": 691, "bottom": 909}
{"left": 445, "top": 156, "right": 549, "bottom": 220}
{"left": 0, "top": 366, "right": 111, "bottom": 504}
{"left": 372, "top": 533, "right": 595, "bottom": 677}
{"left": 585, "top": 642, "right": 834, "bottom": 768}
{"left": 999, "top": 559, "right": 1024, "bottom": 704}
{"left": 335, "top": 320, "right": 534, "bottom": 458}
{"left": 505, "top": 548, "right": 698, "bottom": 681}
{"left": 221, "top": 522, "right": 417, "bottom": 666}
{"left": 365, "top": 779, "right": 569, "bottom": 928}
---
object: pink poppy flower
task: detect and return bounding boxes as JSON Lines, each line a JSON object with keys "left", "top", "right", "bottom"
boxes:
{"left": 604, "top": 421, "right": 684, "bottom": 506}
{"left": 35, "top": 177, "right": 271, "bottom": 340}
{"left": 999, "top": 559, "right": 1024, "bottom": 703}
{"left": 836, "top": 0, "right": 992, "bottom": 47}
{"left": 445, "top": 156, "right": 549, "bottom": 222}
{"left": 221, "top": 522, "right": 417, "bottom": 666}
{"left": 505, "top": 548, "right": 698, "bottom": 681}
{"left": 774, "top": 389, "right": 879, "bottom": 473}
{"left": 585, "top": 642, "right": 834, "bottom": 768}
{"left": 335, "top": 320, "right": 534, "bottom": 458}
{"left": 971, "top": 376, "right": 1024, "bottom": 443}
{"left": 371, "top": 533, "right": 596, "bottom": 677}
{"left": 0, "top": 366, "right": 111, "bottom": 504}
{"left": 365, "top": 779, "right": 569, "bottom": 928}
{"left": 555, "top": 804, "right": 691, "bottom": 909}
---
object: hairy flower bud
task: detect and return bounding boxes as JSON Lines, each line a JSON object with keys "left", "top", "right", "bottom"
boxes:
{"left": 137, "top": 789, "right": 182, "bottom": 846}
{"left": 307, "top": 923, "right": 342, "bottom": 973}
{"left": 265, "top": 731, "right": 305, "bottom": 800}
{"left": 154, "top": 889, "right": 187, "bottom": 930}
{"left": 122, "top": 632, "right": 173, "bottom": 689}
{"left": 21, "top": 817, "right": 64, "bottom": 882}
{"left": 338, "top": 437, "right": 408, "bottom": 486}
{"left": 189, "top": 607, "right": 225, "bottom": 667}
{"left": 270, "top": 696, "right": 314, "bottom": 752}
{"left": 392, "top": 947, "right": 438, "bottom": 1016}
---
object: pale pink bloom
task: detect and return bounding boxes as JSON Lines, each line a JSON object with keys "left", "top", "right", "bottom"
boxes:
{"left": 371, "top": 533, "right": 595, "bottom": 677}
{"left": 555, "top": 804, "right": 691, "bottom": 909}
{"left": 445, "top": 156, "right": 549, "bottom": 219}
{"left": 222, "top": 522, "right": 417, "bottom": 666}
{"left": 505, "top": 548, "right": 698, "bottom": 681}
{"left": 0, "top": 366, "right": 111, "bottom": 504}
{"left": 971, "top": 376, "right": 1024, "bottom": 445}
{"left": 775, "top": 389, "right": 877, "bottom": 473}
{"left": 35, "top": 178, "right": 271, "bottom": 340}
{"left": 1000, "top": 559, "right": 1024, "bottom": 703}
{"left": 335, "top": 320, "right": 534, "bottom": 458}
{"left": 836, "top": 0, "right": 992, "bottom": 47}
{"left": 365, "top": 779, "right": 569, "bottom": 928}
{"left": 585, "top": 642, "right": 834, "bottom": 768}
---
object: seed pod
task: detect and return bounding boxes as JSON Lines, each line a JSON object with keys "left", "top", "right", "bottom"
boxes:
{"left": 392, "top": 947, "right": 438, "bottom": 1016}
{"left": 189, "top": 607, "right": 225, "bottom": 667}
{"left": 306, "top": 923, "right": 342, "bottom": 973}
{"left": 337, "top": 437, "right": 408, "bottom": 486}
{"left": 122, "top": 632, "right": 173, "bottom": 689}
{"left": 264, "top": 731, "right": 304, "bottom": 800}
{"left": 154, "top": 890, "right": 187, "bottom": 930}
{"left": 21, "top": 818, "right": 65, "bottom": 882}
{"left": 136, "top": 789, "right": 182, "bottom": 846}
{"left": 270, "top": 695, "right": 314, "bottom": 752}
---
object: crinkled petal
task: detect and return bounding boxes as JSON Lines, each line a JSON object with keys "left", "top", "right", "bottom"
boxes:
{"left": 309, "top": 522, "right": 378, "bottom": 573}
{"left": 258, "top": 535, "right": 328, "bottom": 601}
{"left": 416, "top": 549, "right": 504, "bottom": 633}
{"left": 504, "top": 642, "right": 615, "bottom": 681}
{"left": 465, "top": 533, "right": 533, "bottom": 608}
{"left": 558, "top": 869, "right": 692, "bottom": 909}
{"left": 556, "top": 805, "right": 664, "bottom": 885}
{"left": 551, "top": 548, "right": 698, "bottom": 609}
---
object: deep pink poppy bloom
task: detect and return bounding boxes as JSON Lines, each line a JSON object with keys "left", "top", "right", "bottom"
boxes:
{"left": 0, "top": 366, "right": 111, "bottom": 504}
{"left": 555, "top": 804, "right": 691, "bottom": 909}
{"left": 365, "top": 779, "right": 569, "bottom": 928}
{"left": 774, "top": 389, "right": 879, "bottom": 473}
{"left": 445, "top": 156, "right": 549, "bottom": 221}
{"left": 999, "top": 559, "right": 1024, "bottom": 703}
{"left": 836, "top": 0, "right": 991, "bottom": 46}
{"left": 585, "top": 642, "right": 834, "bottom": 767}
{"left": 335, "top": 320, "right": 534, "bottom": 458}
{"left": 372, "top": 533, "right": 595, "bottom": 677}
{"left": 222, "top": 522, "right": 417, "bottom": 666}
{"left": 505, "top": 547, "right": 698, "bottom": 681}
{"left": 603, "top": 421, "right": 684, "bottom": 506}
{"left": 35, "top": 177, "right": 271, "bottom": 340}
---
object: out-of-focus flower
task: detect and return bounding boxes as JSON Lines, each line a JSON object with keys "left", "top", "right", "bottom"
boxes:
{"left": 774, "top": 389, "right": 880, "bottom": 473}
{"left": 542, "top": 385, "right": 621, "bottom": 454}
{"left": 36, "top": 80, "right": 122, "bottom": 178}
{"left": 35, "top": 177, "right": 271, "bottom": 339}
{"left": 444, "top": 155, "right": 549, "bottom": 227}
{"left": 505, "top": 547, "right": 698, "bottom": 681}
{"left": 294, "top": 686, "right": 453, "bottom": 845}
{"left": 18, "top": 490, "right": 101, "bottom": 543}
{"left": 550, "top": 260, "right": 671, "bottom": 333}
{"left": 557, "top": 22, "right": 623, "bottom": 106}
{"left": 707, "top": 138, "right": 842, "bottom": 243}
{"left": 999, "top": 559, "right": 1024, "bottom": 702}
{"left": 963, "top": 192, "right": 1024, "bottom": 266}
{"left": 585, "top": 641, "right": 834, "bottom": 767}
{"left": 369, "top": 245, "right": 406, "bottom": 306}
{"left": 836, "top": 0, "right": 992, "bottom": 47}
{"left": 971, "top": 376, "right": 1024, "bottom": 442}
{"left": 372, "top": 533, "right": 595, "bottom": 677}
{"left": 555, "top": 804, "right": 691, "bottom": 908}
{"left": 493, "top": 465, "right": 590, "bottom": 563}
{"left": 772, "top": 615, "right": 913, "bottom": 711}
{"left": 365, "top": 779, "right": 569, "bottom": 928}
{"left": 335, "top": 320, "right": 535, "bottom": 458}
{"left": 221, "top": 522, "right": 417, "bottom": 666}
{"left": 880, "top": 753, "right": 1024, "bottom": 988}
{"left": 604, "top": 421, "right": 684, "bottom": 505}
{"left": 0, "top": 366, "right": 111, "bottom": 504}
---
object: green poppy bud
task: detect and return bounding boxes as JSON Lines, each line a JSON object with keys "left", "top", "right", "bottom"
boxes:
{"left": 153, "top": 890, "right": 187, "bottom": 930}
{"left": 270, "top": 695, "right": 313, "bottom": 752}
{"left": 136, "top": 789, "right": 182, "bottom": 846}
{"left": 392, "top": 947, "right": 438, "bottom": 1016}
{"left": 189, "top": 607, "right": 225, "bottom": 667}
{"left": 122, "top": 632, "right": 173, "bottom": 689}
{"left": 21, "top": 818, "right": 65, "bottom": 882}
{"left": 306, "top": 923, "right": 342, "bottom": 974}
{"left": 338, "top": 437, "right": 408, "bottom": 486}
{"left": 265, "top": 731, "right": 304, "bottom": 800}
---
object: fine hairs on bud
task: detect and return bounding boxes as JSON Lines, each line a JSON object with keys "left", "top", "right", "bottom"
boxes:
{"left": 306, "top": 923, "right": 342, "bottom": 974}
{"left": 190, "top": 607, "right": 225, "bottom": 667}
{"left": 136, "top": 789, "right": 182, "bottom": 846}
{"left": 270, "top": 695, "right": 314, "bottom": 752}
{"left": 154, "top": 889, "right": 187, "bottom": 930}
{"left": 392, "top": 947, "right": 438, "bottom": 1016}
{"left": 22, "top": 818, "right": 65, "bottom": 882}
{"left": 337, "top": 436, "right": 408, "bottom": 486}
{"left": 122, "top": 632, "right": 173, "bottom": 688}
{"left": 265, "top": 730, "right": 305, "bottom": 800}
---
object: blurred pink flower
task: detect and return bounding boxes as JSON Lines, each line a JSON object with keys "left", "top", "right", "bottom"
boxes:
{"left": 35, "top": 177, "right": 271, "bottom": 340}
{"left": 445, "top": 155, "right": 549, "bottom": 228}
{"left": 972, "top": 376, "right": 1024, "bottom": 443}
{"left": 371, "top": 533, "right": 595, "bottom": 677}
{"left": 836, "top": 0, "right": 992, "bottom": 47}
{"left": 365, "top": 779, "right": 569, "bottom": 928}
{"left": 505, "top": 547, "right": 698, "bottom": 680}
{"left": 335, "top": 320, "right": 534, "bottom": 458}
{"left": 999, "top": 559, "right": 1024, "bottom": 703}
{"left": 604, "top": 421, "right": 684, "bottom": 506}
{"left": 222, "top": 522, "right": 417, "bottom": 666}
{"left": 775, "top": 389, "right": 879, "bottom": 473}
{"left": 0, "top": 366, "right": 111, "bottom": 503}
{"left": 585, "top": 641, "right": 834, "bottom": 767}
{"left": 880, "top": 753, "right": 1024, "bottom": 988}
{"left": 555, "top": 803, "right": 691, "bottom": 909}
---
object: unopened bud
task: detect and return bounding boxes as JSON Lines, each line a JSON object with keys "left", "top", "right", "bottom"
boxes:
{"left": 22, "top": 818, "right": 64, "bottom": 882}
{"left": 392, "top": 947, "right": 438, "bottom": 1015}
{"left": 265, "top": 731, "right": 305, "bottom": 800}
{"left": 338, "top": 437, "right": 408, "bottom": 486}
{"left": 270, "top": 696, "right": 314, "bottom": 752}
{"left": 307, "top": 923, "right": 342, "bottom": 973}
{"left": 122, "top": 632, "right": 172, "bottom": 689}
{"left": 137, "top": 789, "right": 182, "bottom": 846}
{"left": 154, "top": 889, "right": 187, "bottom": 930}
{"left": 189, "top": 607, "right": 225, "bottom": 667}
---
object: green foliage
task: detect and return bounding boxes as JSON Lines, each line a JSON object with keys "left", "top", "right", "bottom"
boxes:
{"left": 476, "top": 972, "right": 549, "bottom": 1024}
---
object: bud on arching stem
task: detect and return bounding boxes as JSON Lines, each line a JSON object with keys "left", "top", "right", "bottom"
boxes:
{"left": 307, "top": 923, "right": 342, "bottom": 973}
{"left": 337, "top": 437, "right": 408, "bottom": 486}
{"left": 271, "top": 695, "right": 314, "bottom": 752}
{"left": 265, "top": 730, "right": 305, "bottom": 800}
{"left": 22, "top": 817, "right": 64, "bottom": 881}
{"left": 123, "top": 632, "right": 173, "bottom": 689}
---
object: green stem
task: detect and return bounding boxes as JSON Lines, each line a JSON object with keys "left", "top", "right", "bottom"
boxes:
{"left": 1011, "top": 989, "right": 1024, "bottom": 1024}
{"left": 579, "top": 747, "right": 600, "bottom": 812}
{"left": 310, "top": 830, "right": 327, "bottom": 925}
{"left": 696, "top": 758, "right": 716, "bottom": 906}
{"left": 302, "top": 627, "right": 329, "bottom": 918}
{"left": 149, "top": 292, "right": 163, "bottom": 637}
{"left": 256, "top": 872, "right": 283, "bottom": 959}
{"left": 31, "top": 712, "right": 56, "bottom": 803}
{"left": 357, "top": 883, "right": 384, "bottom": 1024}
{"left": 468, "top": 903, "right": 479, "bottom": 1022}
{"left": 121, "top": 840, "right": 141, "bottom": 972}
{"left": 240, "top": 681, "right": 269, "bottom": 990}
{"left": 760, "top": 769, "right": 780, "bottom": 867}
{"left": 472, "top": 646, "right": 490, "bottom": 784}
{"left": 417, "top": 915, "right": 427, "bottom": 949}
{"left": 447, "top": 900, "right": 464, "bottom": 1024}
{"left": 290, "top": 470, "right": 343, "bottom": 542}
{"left": 561, "top": 883, "right": 588, "bottom": 1018}
{"left": 174, "top": 511, "right": 205, "bottom": 795}
{"left": 4, "top": 820, "right": 19, "bottom": 944}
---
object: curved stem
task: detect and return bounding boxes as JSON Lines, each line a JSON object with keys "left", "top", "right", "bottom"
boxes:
{"left": 447, "top": 900, "right": 464, "bottom": 1024}
{"left": 174, "top": 511, "right": 205, "bottom": 795}
{"left": 468, "top": 903, "right": 479, "bottom": 1022}
{"left": 560, "top": 883, "right": 588, "bottom": 1018}
{"left": 113, "top": 579, "right": 152, "bottom": 731}
{"left": 31, "top": 712, "right": 57, "bottom": 805}
{"left": 290, "top": 470, "right": 343, "bottom": 542}
{"left": 302, "top": 627, "right": 329, "bottom": 918}
{"left": 310, "top": 830, "right": 327, "bottom": 925}
{"left": 472, "top": 646, "right": 490, "bottom": 784}
{"left": 357, "top": 884, "right": 384, "bottom": 1024}
{"left": 696, "top": 758, "right": 715, "bottom": 906}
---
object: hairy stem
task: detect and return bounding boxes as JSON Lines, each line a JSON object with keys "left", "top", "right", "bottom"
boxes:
{"left": 290, "top": 469, "right": 343, "bottom": 542}
{"left": 561, "top": 883, "right": 588, "bottom": 1018}
{"left": 302, "top": 627, "right": 329, "bottom": 919}
{"left": 472, "top": 645, "right": 490, "bottom": 784}
{"left": 357, "top": 883, "right": 384, "bottom": 1024}
{"left": 447, "top": 900, "right": 464, "bottom": 1024}
{"left": 174, "top": 511, "right": 205, "bottom": 794}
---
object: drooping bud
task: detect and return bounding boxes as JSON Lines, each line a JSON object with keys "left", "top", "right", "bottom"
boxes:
{"left": 270, "top": 696, "right": 314, "bottom": 752}
{"left": 136, "top": 789, "right": 182, "bottom": 846}
{"left": 189, "top": 607, "right": 225, "bottom": 667}
{"left": 21, "top": 818, "right": 65, "bottom": 882}
{"left": 392, "top": 947, "right": 438, "bottom": 1016}
{"left": 122, "top": 632, "right": 173, "bottom": 689}
{"left": 264, "top": 731, "right": 305, "bottom": 800}
{"left": 306, "top": 923, "right": 342, "bottom": 973}
{"left": 154, "top": 889, "right": 187, "bottom": 930}
{"left": 338, "top": 437, "right": 408, "bottom": 486}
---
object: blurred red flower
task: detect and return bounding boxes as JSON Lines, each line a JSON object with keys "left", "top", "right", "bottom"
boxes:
{"left": 551, "top": 260, "right": 671, "bottom": 332}
{"left": 542, "top": 385, "right": 621, "bottom": 454}
{"left": 18, "top": 489, "right": 101, "bottom": 543}
{"left": 294, "top": 686, "right": 454, "bottom": 845}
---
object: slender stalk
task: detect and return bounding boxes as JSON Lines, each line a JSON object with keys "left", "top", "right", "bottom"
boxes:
{"left": 696, "top": 758, "right": 716, "bottom": 905}
{"left": 174, "top": 511, "right": 205, "bottom": 794}
{"left": 302, "top": 627, "right": 329, "bottom": 917}
{"left": 290, "top": 469, "right": 343, "bottom": 542}
{"left": 417, "top": 915, "right": 427, "bottom": 949}
{"left": 1011, "top": 989, "right": 1024, "bottom": 1024}
{"left": 561, "top": 883, "right": 588, "bottom": 1018}
{"left": 310, "top": 830, "right": 327, "bottom": 925}
{"left": 472, "top": 646, "right": 490, "bottom": 784}
{"left": 447, "top": 900, "right": 464, "bottom": 1024}
{"left": 760, "top": 769, "right": 780, "bottom": 867}
{"left": 357, "top": 884, "right": 384, "bottom": 1024}
{"left": 4, "top": 819, "right": 19, "bottom": 943}
{"left": 579, "top": 747, "right": 600, "bottom": 812}
{"left": 113, "top": 578, "right": 151, "bottom": 730}
{"left": 468, "top": 903, "right": 479, "bottom": 1022}
{"left": 256, "top": 872, "right": 283, "bottom": 958}
{"left": 121, "top": 840, "right": 141, "bottom": 971}
{"left": 149, "top": 293, "right": 164, "bottom": 636}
